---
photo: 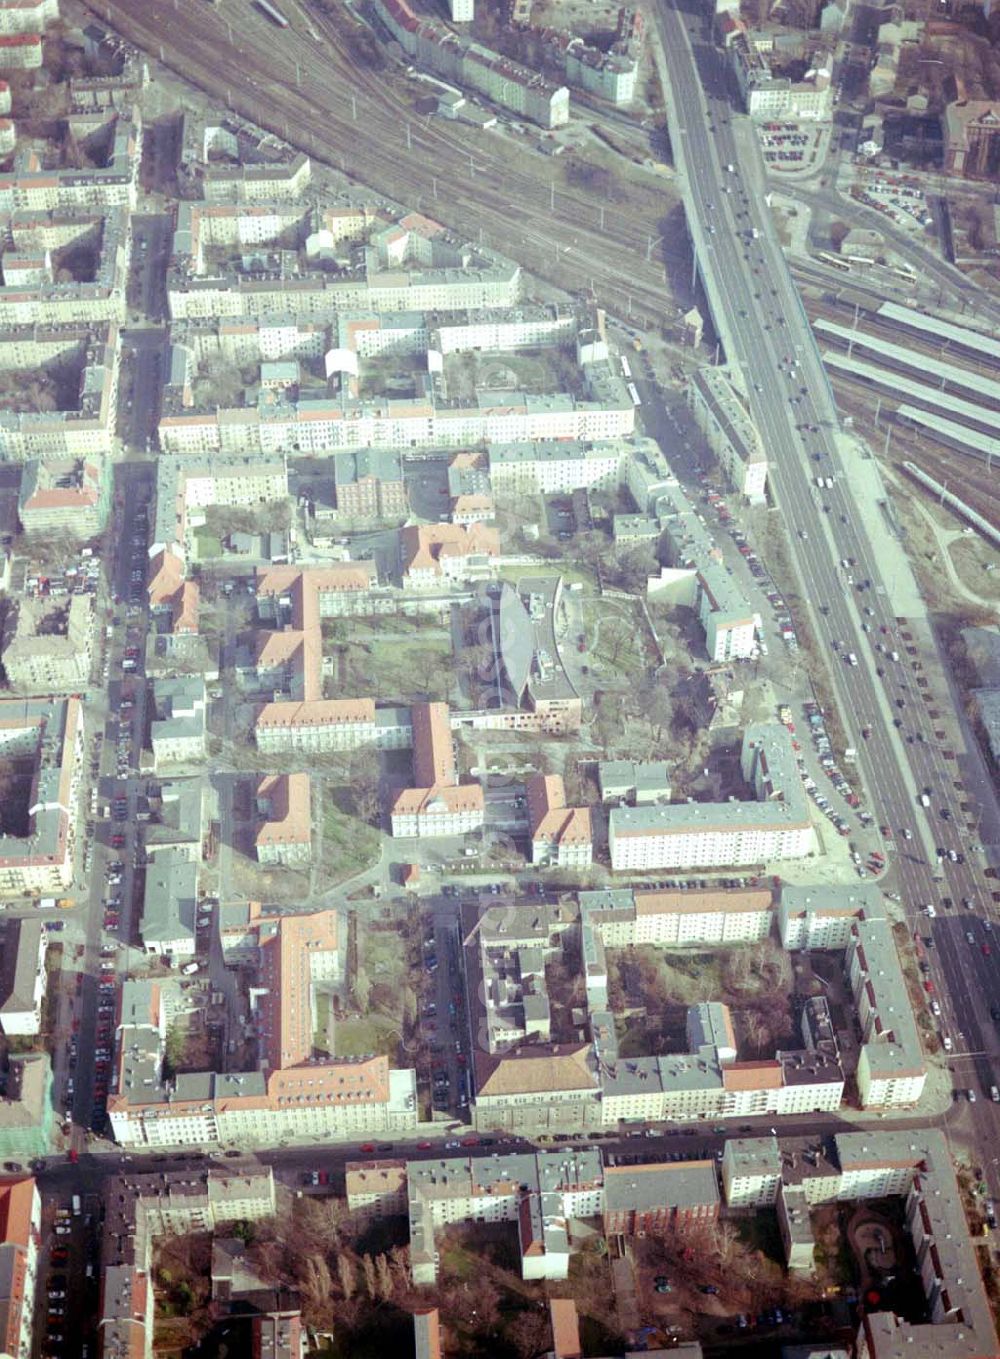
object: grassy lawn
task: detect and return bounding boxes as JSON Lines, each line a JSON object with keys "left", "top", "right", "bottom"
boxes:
{"left": 333, "top": 1015, "right": 400, "bottom": 1060}
{"left": 321, "top": 789, "right": 379, "bottom": 884}
{"left": 583, "top": 598, "right": 655, "bottom": 684}
{"left": 329, "top": 635, "right": 454, "bottom": 703}
{"left": 334, "top": 921, "right": 416, "bottom": 1063}
{"left": 191, "top": 528, "right": 223, "bottom": 560}
{"left": 949, "top": 536, "right": 1000, "bottom": 602}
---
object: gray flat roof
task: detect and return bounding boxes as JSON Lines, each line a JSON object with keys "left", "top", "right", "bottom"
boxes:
{"left": 822, "top": 350, "right": 996, "bottom": 429}
{"left": 877, "top": 301, "right": 1000, "bottom": 364}
{"left": 816, "top": 318, "right": 1000, "bottom": 407}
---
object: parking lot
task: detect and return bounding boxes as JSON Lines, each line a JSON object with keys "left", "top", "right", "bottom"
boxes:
{"left": 848, "top": 171, "right": 933, "bottom": 233}
{"left": 35, "top": 1191, "right": 100, "bottom": 1359}
{"left": 758, "top": 121, "right": 825, "bottom": 172}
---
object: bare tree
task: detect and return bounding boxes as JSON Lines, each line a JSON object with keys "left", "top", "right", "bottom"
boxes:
{"left": 742, "top": 1009, "right": 766, "bottom": 1056}
{"left": 637, "top": 677, "right": 673, "bottom": 747}
{"left": 599, "top": 619, "right": 633, "bottom": 669}
{"left": 507, "top": 1307, "right": 554, "bottom": 1358}
{"left": 337, "top": 1251, "right": 356, "bottom": 1301}
{"left": 375, "top": 1252, "right": 394, "bottom": 1300}
{"left": 389, "top": 1244, "right": 409, "bottom": 1284}
{"left": 301, "top": 1254, "right": 334, "bottom": 1329}
{"left": 360, "top": 1253, "right": 377, "bottom": 1298}
{"left": 352, "top": 966, "right": 371, "bottom": 1011}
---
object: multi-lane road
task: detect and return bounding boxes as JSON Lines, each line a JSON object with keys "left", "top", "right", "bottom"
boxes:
{"left": 653, "top": 0, "right": 1000, "bottom": 1163}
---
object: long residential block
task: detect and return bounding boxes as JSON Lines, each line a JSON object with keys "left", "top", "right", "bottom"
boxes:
{"left": 608, "top": 723, "right": 814, "bottom": 871}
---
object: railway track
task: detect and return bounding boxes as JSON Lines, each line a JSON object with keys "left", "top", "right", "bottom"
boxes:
{"left": 93, "top": 0, "right": 686, "bottom": 321}
{"left": 828, "top": 374, "right": 998, "bottom": 532}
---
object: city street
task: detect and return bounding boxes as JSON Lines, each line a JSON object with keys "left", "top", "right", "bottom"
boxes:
{"left": 652, "top": 0, "right": 1000, "bottom": 1185}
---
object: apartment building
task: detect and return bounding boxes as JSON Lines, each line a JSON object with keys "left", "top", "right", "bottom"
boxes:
{"left": 2, "top": 594, "right": 92, "bottom": 692}
{"left": 404, "top": 1149, "right": 603, "bottom": 1286}
{"left": 687, "top": 367, "right": 768, "bottom": 504}
{"left": 150, "top": 677, "right": 207, "bottom": 768}
{"left": 0, "top": 324, "right": 119, "bottom": 458}
{"left": 0, "top": 919, "right": 46, "bottom": 1036}
{"left": 847, "top": 916, "right": 926, "bottom": 1108}
{"left": 472, "top": 1045, "right": 603, "bottom": 1133}
{"left": 487, "top": 438, "right": 626, "bottom": 495}
{"left": 580, "top": 885, "right": 774, "bottom": 948}
{"left": 98, "top": 1168, "right": 275, "bottom": 1359}
{"left": 730, "top": 33, "right": 833, "bottom": 119}
{"left": 139, "top": 850, "right": 198, "bottom": 958}
{"left": 720, "top": 1136, "right": 782, "bottom": 1209}
{"left": 390, "top": 701, "right": 484, "bottom": 838}
{"left": 0, "top": 1176, "right": 41, "bottom": 1359}
{"left": 112, "top": 902, "right": 416, "bottom": 1147}
{"left": 779, "top": 882, "right": 883, "bottom": 950}
{"left": 0, "top": 0, "right": 59, "bottom": 34}
{"left": 463, "top": 902, "right": 567, "bottom": 1055}
{"left": 780, "top": 1130, "right": 1000, "bottom": 1359}
{"left": 18, "top": 455, "right": 109, "bottom": 537}
{"left": 599, "top": 1041, "right": 843, "bottom": 1127}
{"left": 344, "top": 1160, "right": 409, "bottom": 1224}
{"left": 0, "top": 33, "right": 41, "bottom": 68}
{"left": 150, "top": 454, "right": 288, "bottom": 564}
{"left": 0, "top": 1055, "right": 53, "bottom": 1161}
{"left": 603, "top": 1162, "right": 719, "bottom": 1235}
{"left": 255, "top": 773, "right": 312, "bottom": 867}
{"left": 447, "top": 451, "right": 493, "bottom": 525}
{"left": 0, "top": 109, "right": 141, "bottom": 211}
{"left": 780, "top": 885, "right": 925, "bottom": 1110}
{"left": 650, "top": 476, "right": 760, "bottom": 662}
{"left": 0, "top": 695, "right": 82, "bottom": 898}
{"left": 167, "top": 200, "right": 521, "bottom": 321}
{"left": 430, "top": 303, "right": 575, "bottom": 355}
{"left": 374, "top": 0, "right": 569, "bottom": 127}
{"left": 696, "top": 561, "right": 759, "bottom": 662}
{"left": 203, "top": 153, "right": 312, "bottom": 206}
{"left": 525, "top": 773, "right": 592, "bottom": 868}
{"left": 333, "top": 448, "right": 408, "bottom": 520}
{"left": 412, "top": 1310, "right": 443, "bottom": 1359}
{"left": 159, "top": 386, "right": 635, "bottom": 456}
{"left": 0, "top": 208, "right": 130, "bottom": 327}
{"left": 608, "top": 723, "right": 814, "bottom": 871}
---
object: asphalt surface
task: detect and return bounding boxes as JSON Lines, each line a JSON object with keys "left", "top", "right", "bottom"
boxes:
{"left": 653, "top": 0, "right": 1000, "bottom": 1175}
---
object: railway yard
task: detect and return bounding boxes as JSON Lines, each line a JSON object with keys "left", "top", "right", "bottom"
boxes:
{"left": 91, "top": 0, "right": 686, "bottom": 323}
{"left": 93, "top": 0, "right": 999, "bottom": 543}
{"left": 2, "top": 1, "right": 999, "bottom": 1355}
